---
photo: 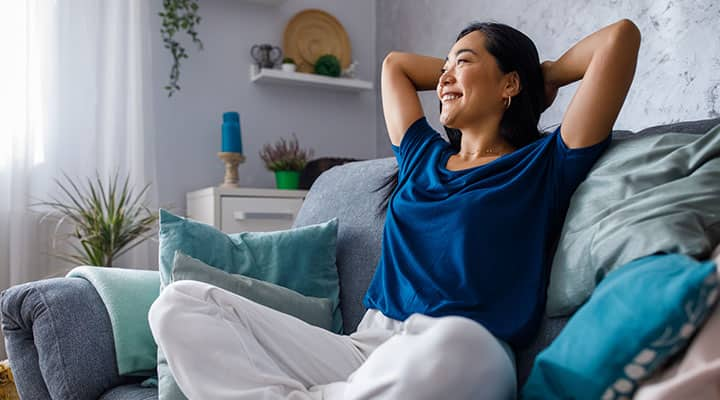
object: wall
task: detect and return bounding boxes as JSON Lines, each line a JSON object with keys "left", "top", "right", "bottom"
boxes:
{"left": 151, "top": 0, "right": 377, "bottom": 214}
{"left": 375, "top": 0, "right": 720, "bottom": 157}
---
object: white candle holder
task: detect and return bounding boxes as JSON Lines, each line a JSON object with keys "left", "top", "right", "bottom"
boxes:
{"left": 217, "top": 152, "right": 246, "bottom": 188}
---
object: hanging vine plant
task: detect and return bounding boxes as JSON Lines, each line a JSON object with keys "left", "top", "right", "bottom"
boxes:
{"left": 159, "top": 0, "right": 203, "bottom": 97}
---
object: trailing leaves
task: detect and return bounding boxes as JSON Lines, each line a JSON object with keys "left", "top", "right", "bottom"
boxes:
{"left": 160, "top": 0, "right": 203, "bottom": 97}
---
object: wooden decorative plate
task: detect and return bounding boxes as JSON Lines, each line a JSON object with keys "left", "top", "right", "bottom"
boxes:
{"left": 283, "top": 9, "right": 351, "bottom": 74}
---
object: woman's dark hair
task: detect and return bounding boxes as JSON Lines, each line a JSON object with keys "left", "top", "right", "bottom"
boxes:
{"left": 373, "top": 21, "right": 549, "bottom": 217}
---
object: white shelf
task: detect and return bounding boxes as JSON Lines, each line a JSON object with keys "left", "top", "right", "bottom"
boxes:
{"left": 249, "top": 66, "right": 373, "bottom": 92}
{"left": 241, "top": 0, "right": 286, "bottom": 5}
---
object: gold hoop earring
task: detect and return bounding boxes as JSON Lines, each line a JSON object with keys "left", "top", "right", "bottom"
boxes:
{"left": 505, "top": 96, "right": 512, "bottom": 110}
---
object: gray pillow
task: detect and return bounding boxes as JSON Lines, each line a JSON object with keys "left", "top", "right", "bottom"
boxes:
{"left": 171, "top": 251, "right": 334, "bottom": 330}
{"left": 547, "top": 121, "right": 720, "bottom": 317}
{"left": 157, "top": 251, "right": 335, "bottom": 399}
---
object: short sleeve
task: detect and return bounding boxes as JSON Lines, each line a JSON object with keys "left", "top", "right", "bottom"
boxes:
{"left": 551, "top": 125, "right": 612, "bottom": 205}
{"left": 392, "top": 116, "right": 444, "bottom": 177}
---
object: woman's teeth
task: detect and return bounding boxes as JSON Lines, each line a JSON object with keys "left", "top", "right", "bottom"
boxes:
{"left": 442, "top": 94, "right": 462, "bottom": 101}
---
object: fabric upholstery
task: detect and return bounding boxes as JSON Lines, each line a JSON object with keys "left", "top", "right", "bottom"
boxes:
{"left": 172, "top": 251, "right": 334, "bottom": 330}
{"left": 524, "top": 254, "right": 718, "bottom": 399}
{"left": 548, "top": 120, "right": 720, "bottom": 316}
{"left": 1, "top": 278, "right": 127, "bottom": 400}
{"left": 98, "top": 383, "right": 157, "bottom": 400}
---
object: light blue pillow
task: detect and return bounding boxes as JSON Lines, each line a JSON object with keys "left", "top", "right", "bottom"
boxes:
{"left": 171, "top": 251, "right": 334, "bottom": 330}
{"left": 522, "top": 253, "right": 719, "bottom": 400}
{"left": 155, "top": 209, "right": 341, "bottom": 400}
{"left": 157, "top": 209, "right": 342, "bottom": 332}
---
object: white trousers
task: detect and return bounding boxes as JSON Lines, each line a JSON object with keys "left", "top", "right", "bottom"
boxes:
{"left": 148, "top": 280, "right": 517, "bottom": 400}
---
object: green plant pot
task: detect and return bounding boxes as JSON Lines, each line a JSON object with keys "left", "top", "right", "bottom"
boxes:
{"left": 274, "top": 170, "right": 300, "bottom": 190}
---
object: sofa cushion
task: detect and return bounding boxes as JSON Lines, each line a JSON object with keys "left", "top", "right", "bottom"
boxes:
{"left": 293, "top": 158, "right": 394, "bottom": 334}
{"left": 171, "top": 251, "right": 334, "bottom": 331}
{"left": 99, "top": 383, "right": 157, "bottom": 400}
{"left": 156, "top": 210, "right": 341, "bottom": 400}
{"left": 522, "top": 254, "right": 719, "bottom": 399}
{"left": 158, "top": 209, "right": 342, "bottom": 331}
{"left": 547, "top": 120, "right": 720, "bottom": 316}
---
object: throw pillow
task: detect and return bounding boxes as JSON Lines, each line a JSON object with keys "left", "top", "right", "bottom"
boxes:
{"left": 547, "top": 122, "right": 720, "bottom": 316}
{"left": 155, "top": 209, "right": 341, "bottom": 400}
{"left": 522, "top": 253, "right": 719, "bottom": 400}
{"left": 157, "top": 209, "right": 342, "bottom": 331}
{"left": 171, "top": 251, "right": 334, "bottom": 330}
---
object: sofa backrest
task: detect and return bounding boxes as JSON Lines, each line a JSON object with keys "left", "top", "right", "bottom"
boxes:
{"left": 293, "top": 157, "right": 394, "bottom": 334}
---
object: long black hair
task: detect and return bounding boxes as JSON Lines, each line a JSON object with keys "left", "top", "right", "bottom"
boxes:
{"left": 373, "top": 22, "right": 549, "bottom": 216}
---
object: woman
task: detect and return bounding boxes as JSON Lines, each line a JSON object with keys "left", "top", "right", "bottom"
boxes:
{"left": 149, "top": 19, "right": 641, "bottom": 400}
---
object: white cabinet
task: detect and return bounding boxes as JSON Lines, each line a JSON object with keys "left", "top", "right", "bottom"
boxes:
{"left": 186, "top": 187, "right": 308, "bottom": 233}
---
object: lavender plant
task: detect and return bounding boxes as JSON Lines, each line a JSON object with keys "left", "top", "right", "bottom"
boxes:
{"left": 259, "top": 133, "right": 314, "bottom": 172}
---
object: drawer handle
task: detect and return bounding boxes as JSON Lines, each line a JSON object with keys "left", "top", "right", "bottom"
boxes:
{"left": 233, "top": 211, "right": 294, "bottom": 220}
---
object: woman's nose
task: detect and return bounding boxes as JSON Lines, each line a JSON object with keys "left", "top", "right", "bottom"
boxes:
{"left": 439, "top": 70, "right": 455, "bottom": 86}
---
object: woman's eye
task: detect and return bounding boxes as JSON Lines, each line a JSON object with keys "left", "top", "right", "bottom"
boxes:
{"left": 457, "top": 59, "right": 467, "bottom": 64}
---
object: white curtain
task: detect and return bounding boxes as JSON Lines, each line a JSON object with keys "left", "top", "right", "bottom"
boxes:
{"left": 0, "top": 0, "right": 159, "bottom": 356}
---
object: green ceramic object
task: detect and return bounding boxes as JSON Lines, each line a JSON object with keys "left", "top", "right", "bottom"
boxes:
{"left": 314, "top": 54, "right": 341, "bottom": 77}
{"left": 275, "top": 170, "right": 300, "bottom": 189}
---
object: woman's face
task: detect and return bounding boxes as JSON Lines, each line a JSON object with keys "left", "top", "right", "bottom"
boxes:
{"left": 437, "top": 31, "right": 508, "bottom": 128}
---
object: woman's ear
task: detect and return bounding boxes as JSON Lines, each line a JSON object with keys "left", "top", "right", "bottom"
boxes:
{"left": 503, "top": 71, "right": 521, "bottom": 97}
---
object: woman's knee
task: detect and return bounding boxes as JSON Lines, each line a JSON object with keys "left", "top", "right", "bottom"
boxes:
{"left": 148, "top": 280, "right": 214, "bottom": 341}
{"left": 421, "top": 317, "right": 517, "bottom": 398}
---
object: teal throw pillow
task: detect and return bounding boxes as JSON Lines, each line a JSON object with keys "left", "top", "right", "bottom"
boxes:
{"left": 155, "top": 209, "right": 341, "bottom": 400}
{"left": 171, "top": 251, "right": 334, "bottom": 330}
{"left": 522, "top": 253, "right": 719, "bottom": 400}
{"left": 157, "top": 209, "right": 342, "bottom": 332}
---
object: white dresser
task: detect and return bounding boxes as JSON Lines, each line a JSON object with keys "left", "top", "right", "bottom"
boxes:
{"left": 186, "top": 187, "right": 309, "bottom": 233}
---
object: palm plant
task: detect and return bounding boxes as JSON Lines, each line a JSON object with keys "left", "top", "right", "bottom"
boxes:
{"left": 33, "top": 171, "right": 159, "bottom": 267}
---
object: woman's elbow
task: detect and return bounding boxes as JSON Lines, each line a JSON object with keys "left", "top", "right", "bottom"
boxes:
{"left": 613, "top": 19, "right": 641, "bottom": 48}
{"left": 383, "top": 51, "right": 401, "bottom": 70}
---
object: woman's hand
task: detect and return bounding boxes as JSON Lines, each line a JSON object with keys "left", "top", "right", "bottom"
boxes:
{"left": 540, "top": 60, "right": 559, "bottom": 111}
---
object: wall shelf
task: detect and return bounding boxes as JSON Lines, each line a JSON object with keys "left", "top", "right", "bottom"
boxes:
{"left": 241, "top": 0, "right": 286, "bottom": 5}
{"left": 249, "top": 66, "right": 373, "bottom": 92}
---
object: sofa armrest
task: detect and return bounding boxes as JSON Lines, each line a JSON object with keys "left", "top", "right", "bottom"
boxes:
{"left": 1, "top": 277, "right": 128, "bottom": 400}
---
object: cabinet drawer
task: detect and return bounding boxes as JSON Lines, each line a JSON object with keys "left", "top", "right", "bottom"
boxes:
{"left": 220, "top": 196, "right": 303, "bottom": 233}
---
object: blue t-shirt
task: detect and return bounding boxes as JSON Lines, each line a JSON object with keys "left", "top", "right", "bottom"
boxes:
{"left": 362, "top": 117, "right": 612, "bottom": 347}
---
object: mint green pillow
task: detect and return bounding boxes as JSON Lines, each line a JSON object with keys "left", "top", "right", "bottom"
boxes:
{"left": 171, "top": 251, "right": 334, "bottom": 330}
{"left": 522, "top": 253, "right": 719, "bottom": 399}
{"left": 155, "top": 209, "right": 341, "bottom": 400}
{"left": 157, "top": 209, "right": 341, "bottom": 331}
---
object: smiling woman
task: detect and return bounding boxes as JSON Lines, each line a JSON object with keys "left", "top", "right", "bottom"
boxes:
{"left": 365, "top": 18, "right": 639, "bottom": 398}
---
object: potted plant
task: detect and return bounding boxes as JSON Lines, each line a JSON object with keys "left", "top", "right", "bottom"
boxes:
{"left": 32, "top": 171, "right": 160, "bottom": 267}
{"left": 281, "top": 57, "right": 297, "bottom": 73}
{"left": 259, "top": 133, "right": 314, "bottom": 190}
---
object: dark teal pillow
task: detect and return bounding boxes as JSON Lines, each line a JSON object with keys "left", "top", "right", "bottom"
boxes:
{"left": 171, "top": 251, "right": 334, "bottom": 330}
{"left": 522, "top": 253, "right": 719, "bottom": 400}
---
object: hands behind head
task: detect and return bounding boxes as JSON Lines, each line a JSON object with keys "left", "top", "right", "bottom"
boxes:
{"left": 540, "top": 60, "right": 559, "bottom": 112}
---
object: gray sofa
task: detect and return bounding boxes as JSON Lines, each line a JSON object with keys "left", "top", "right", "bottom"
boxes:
{"left": 2, "top": 117, "right": 719, "bottom": 400}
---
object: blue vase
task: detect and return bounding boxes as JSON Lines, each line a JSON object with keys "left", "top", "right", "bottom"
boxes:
{"left": 221, "top": 112, "right": 242, "bottom": 153}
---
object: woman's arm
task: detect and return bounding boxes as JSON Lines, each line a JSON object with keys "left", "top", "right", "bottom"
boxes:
{"left": 381, "top": 52, "right": 445, "bottom": 146}
{"left": 542, "top": 19, "right": 641, "bottom": 149}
